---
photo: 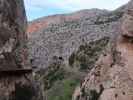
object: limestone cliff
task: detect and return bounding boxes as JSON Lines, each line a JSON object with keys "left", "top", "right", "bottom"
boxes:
{"left": 28, "top": 9, "right": 124, "bottom": 70}
{"left": 27, "top": 4, "right": 127, "bottom": 100}
{"left": 0, "top": 0, "right": 29, "bottom": 70}
{"left": 73, "top": 0, "right": 133, "bottom": 100}
{"left": 0, "top": 0, "right": 39, "bottom": 100}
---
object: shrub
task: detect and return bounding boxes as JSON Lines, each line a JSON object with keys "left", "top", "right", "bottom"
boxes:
{"left": 89, "top": 90, "right": 99, "bottom": 100}
{"left": 47, "top": 78, "right": 80, "bottom": 100}
{"left": 13, "top": 83, "right": 34, "bottom": 100}
{"left": 69, "top": 53, "right": 75, "bottom": 66}
{"left": 69, "top": 37, "right": 109, "bottom": 71}
{"left": 43, "top": 66, "right": 65, "bottom": 90}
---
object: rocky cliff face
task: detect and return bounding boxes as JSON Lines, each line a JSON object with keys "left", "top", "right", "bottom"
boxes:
{"left": 0, "top": 0, "right": 39, "bottom": 100}
{"left": 28, "top": 9, "right": 124, "bottom": 70}
{"left": 73, "top": 0, "right": 133, "bottom": 100}
{"left": 0, "top": 0, "right": 29, "bottom": 70}
{"left": 27, "top": 3, "right": 128, "bottom": 100}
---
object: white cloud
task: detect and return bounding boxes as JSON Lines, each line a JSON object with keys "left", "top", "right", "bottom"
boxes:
{"left": 24, "top": 0, "right": 130, "bottom": 20}
{"left": 24, "top": 0, "right": 130, "bottom": 11}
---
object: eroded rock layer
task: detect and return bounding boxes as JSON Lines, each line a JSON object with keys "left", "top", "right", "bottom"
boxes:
{"left": 0, "top": 0, "right": 38, "bottom": 100}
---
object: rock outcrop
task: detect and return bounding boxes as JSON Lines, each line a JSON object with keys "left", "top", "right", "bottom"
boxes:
{"left": 73, "top": 0, "right": 133, "bottom": 100}
{"left": 0, "top": 0, "right": 39, "bottom": 100}
{"left": 0, "top": 0, "right": 30, "bottom": 70}
{"left": 122, "top": 1, "right": 133, "bottom": 37}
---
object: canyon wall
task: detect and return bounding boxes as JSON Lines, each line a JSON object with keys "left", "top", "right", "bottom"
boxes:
{"left": 28, "top": 9, "right": 124, "bottom": 70}
{"left": 0, "top": 0, "right": 40, "bottom": 100}
{"left": 73, "top": 0, "right": 133, "bottom": 100}
{"left": 27, "top": 1, "right": 127, "bottom": 100}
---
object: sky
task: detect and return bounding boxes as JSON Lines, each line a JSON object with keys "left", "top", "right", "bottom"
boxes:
{"left": 24, "top": 0, "right": 130, "bottom": 21}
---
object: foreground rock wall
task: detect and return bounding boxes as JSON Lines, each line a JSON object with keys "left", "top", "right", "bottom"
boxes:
{"left": 0, "top": 0, "right": 40, "bottom": 100}
{"left": 0, "top": 0, "right": 30, "bottom": 70}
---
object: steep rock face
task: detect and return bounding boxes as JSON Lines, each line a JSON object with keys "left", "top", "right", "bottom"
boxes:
{"left": 27, "top": 6, "right": 126, "bottom": 100}
{"left": 73, "top": 1, "right": 133, "bottom": 100}
{"left": 0, "top": 0, "right": 39, "bottom": 100}
{"left": 122, "top": 0, "right": 133, "bottom": 37}
{"left": 0, "top": 0, "right": 30, "bottom": 70}
{"left": 28, "top": 9, "right": 124, "bottom": 70}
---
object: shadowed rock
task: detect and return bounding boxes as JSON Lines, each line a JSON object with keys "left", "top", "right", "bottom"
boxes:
{"left": 0, "top": 0, "right": 41, "bottom": 100}
{"left": 0, "top": 0, "right": 30, "bottom": 71}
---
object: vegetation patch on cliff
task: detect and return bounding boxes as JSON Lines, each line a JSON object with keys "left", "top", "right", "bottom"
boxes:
{"left": 69, "top": 37, "right": 110, "bottom": 71}
{"left": 94, "top": 11, "right": 123, "bottom": 25}
{"left": 35, "top": 57, "right": 82, "bottom": 100}
{"left": 12, "top": 83, "right": 34, "bottom": 100}
{"left": 47, "top": 77, "right": 80, "bottom": 100}
{"left": 35, "top": 60, "right": 66, "bottom": 90}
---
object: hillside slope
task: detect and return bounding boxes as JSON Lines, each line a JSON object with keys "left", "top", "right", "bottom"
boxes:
{"left": 27, "top": 5, "right": 127, "bottom": 100}
{"left": 28, "top": 9, "right": 124, "bottom": 69}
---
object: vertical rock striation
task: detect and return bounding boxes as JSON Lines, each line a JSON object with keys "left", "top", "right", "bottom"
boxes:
{"left": 0, "top": 0, "right": 38, "bottom": 100}
{"left": 0, "top": 0, "right": 29, "bottom": 70}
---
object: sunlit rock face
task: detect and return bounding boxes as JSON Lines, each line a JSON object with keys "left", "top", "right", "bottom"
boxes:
{"left": 73, "top": 0, "right": 133, "bottom": 100}
{"left": 0, "top": 0, "right": 30, "bottom": 70}
{"left": 27, "top": 2, "right": 125, "bottom": 100}
{"left": 122, "top": 0, "right": 133, "bottom": 37}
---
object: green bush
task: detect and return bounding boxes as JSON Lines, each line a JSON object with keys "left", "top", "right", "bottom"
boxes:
{"left": 69, "top": 37, "right": 109, "bottom": 71}
{"left": 43, "top": 66, "right": 65, "bottom": 90}
{"left": 88, "top": 90, "right": 99, "bottom": 100}
{"left": 80, "top": 62, "right": 88, "bottom": 70}
{"left": 47, "top": 78, "right": 80, "bottom": 100}
{"left": 35, "top": 60, "right": 66, "bottom": 90}
{"left": 69, "top": 53, "right": 75, "bottom": 66}
{"left": 14, "top": 84, "right": 34, "bottom": 100}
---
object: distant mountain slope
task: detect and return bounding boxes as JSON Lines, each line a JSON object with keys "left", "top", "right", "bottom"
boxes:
{"left": 27, "top": 9, "right": 108, "bottom": 35}
{"left": 27, "top": 9, "right": 124, "bottom": 69}
{"left": 27, "top": 7, "right": 126, "bottom": 100}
